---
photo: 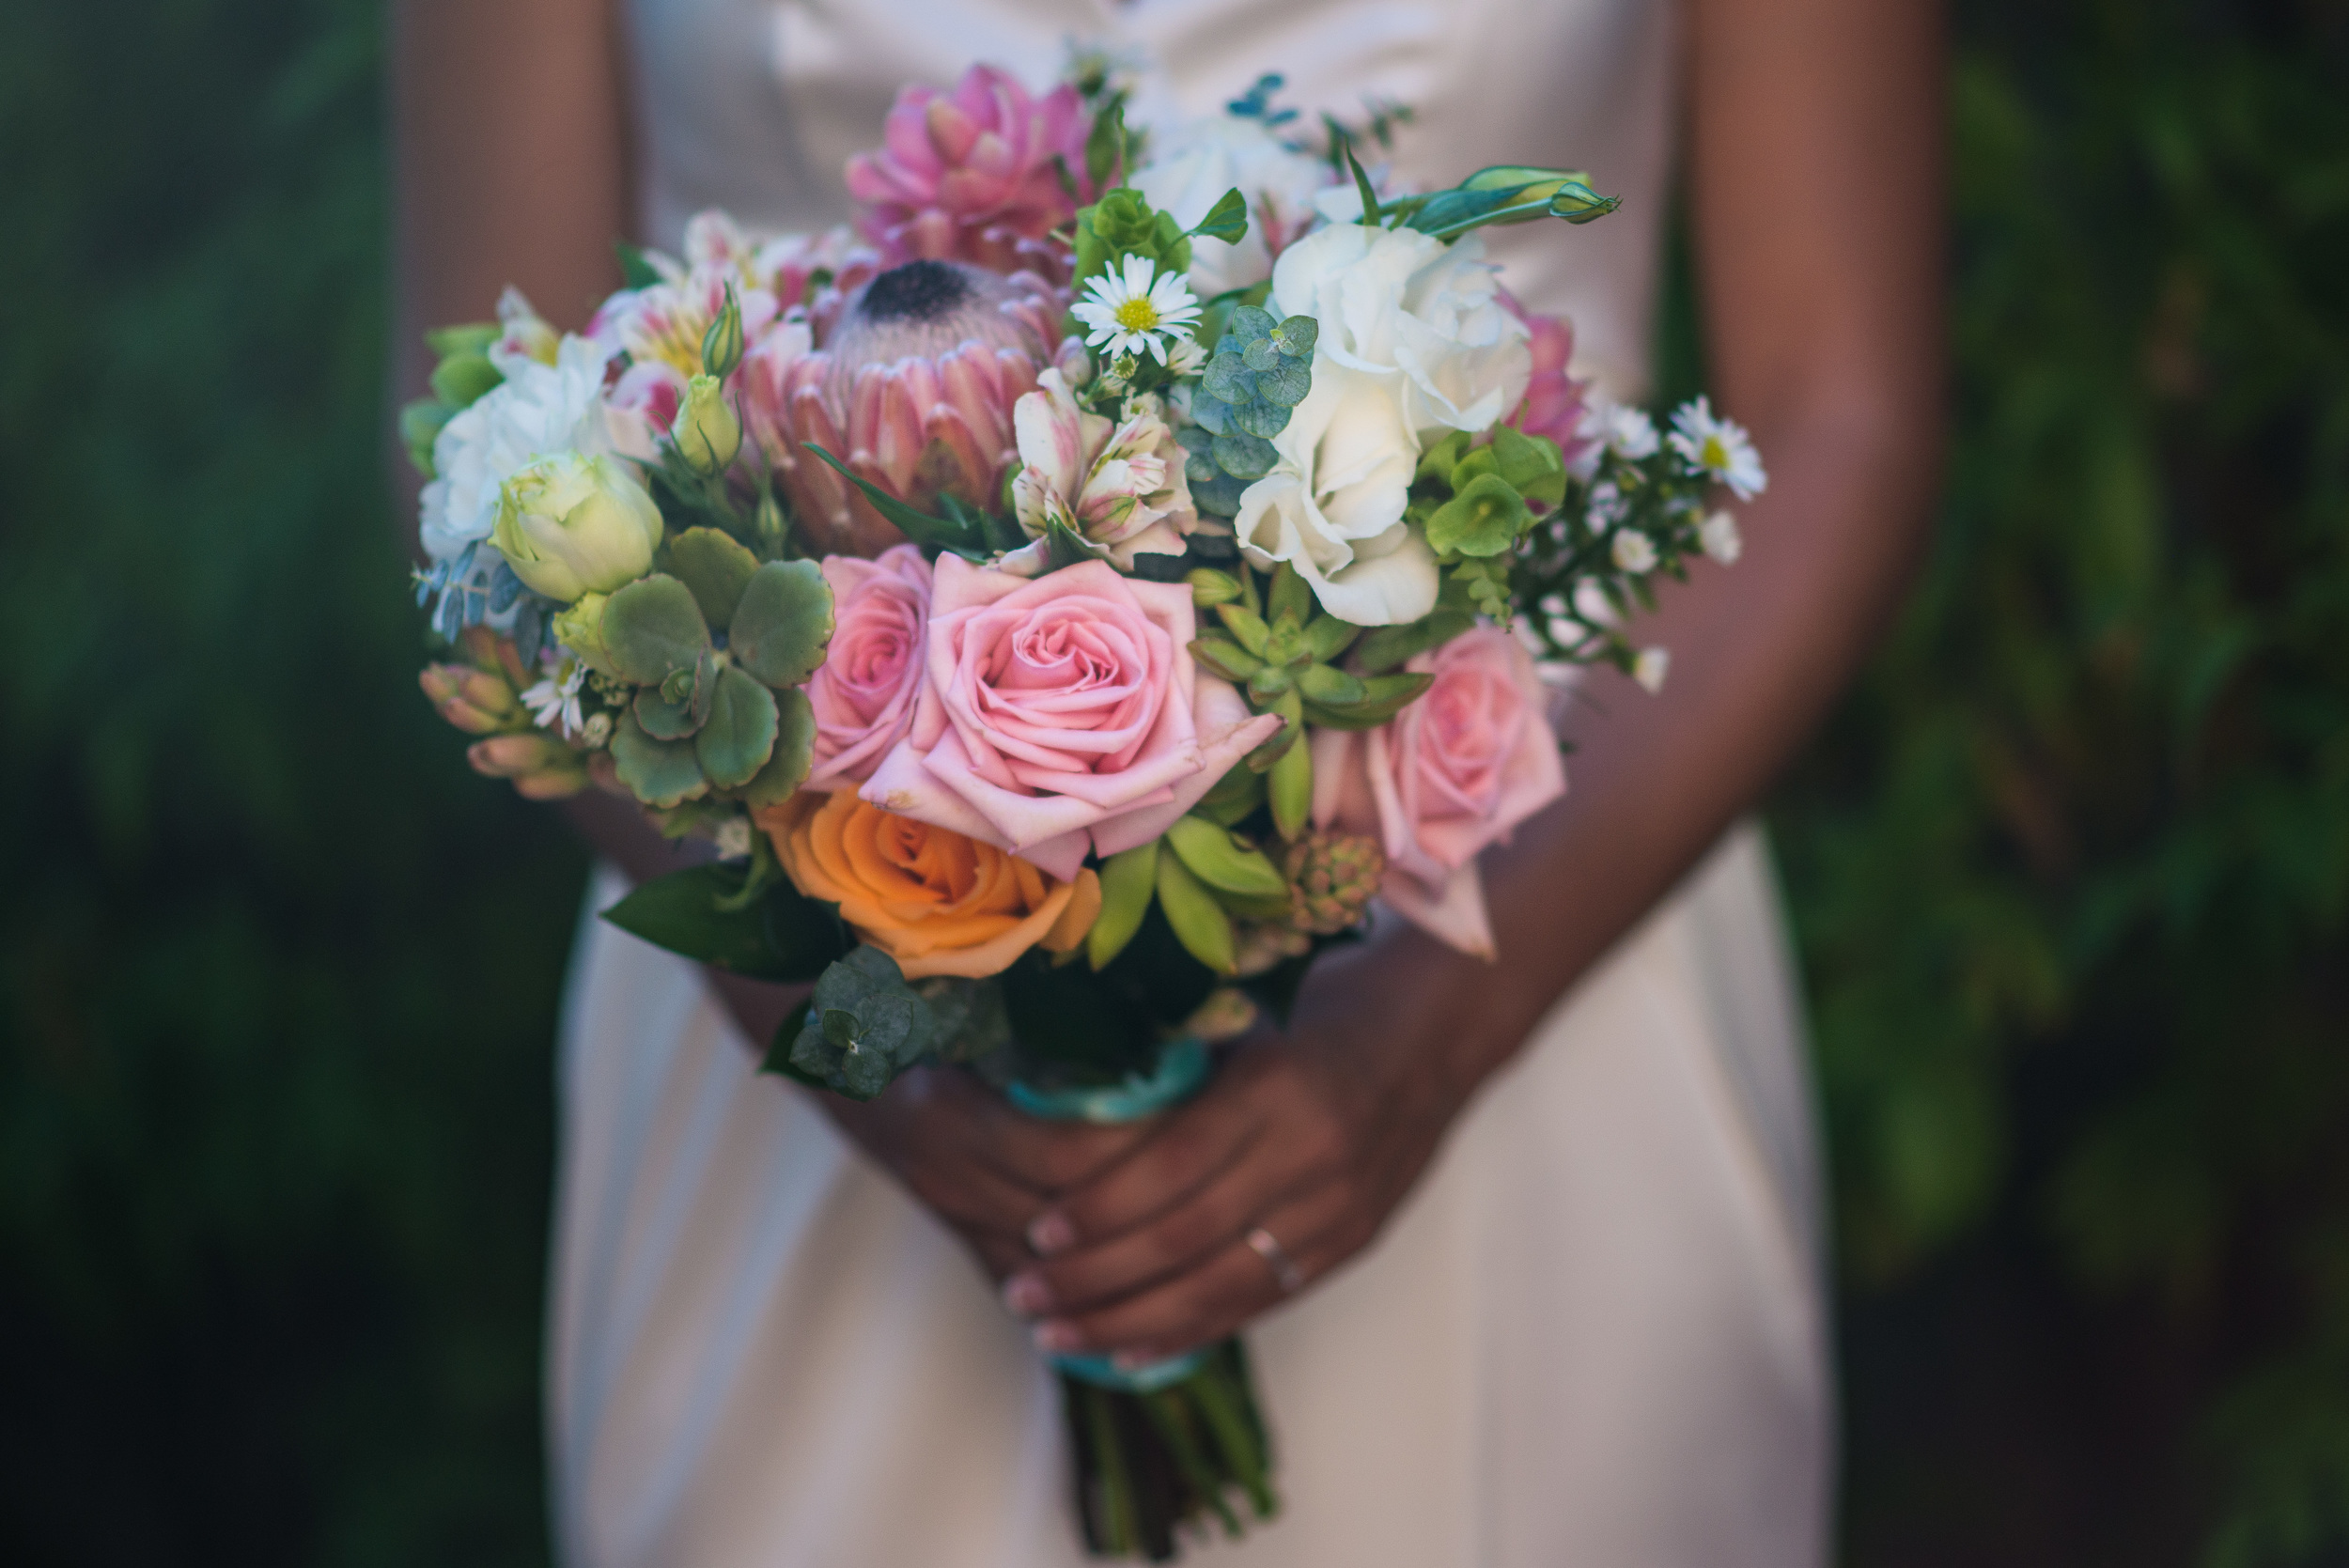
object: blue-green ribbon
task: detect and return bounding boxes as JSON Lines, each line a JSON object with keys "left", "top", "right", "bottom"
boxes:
{"left": 1009, "top": 1038, "right": 1212, "bottom": 1391}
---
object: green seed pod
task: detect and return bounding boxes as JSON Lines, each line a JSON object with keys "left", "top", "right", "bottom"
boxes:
{"left": 1187, "top": 568, "right": 1244, "bottom": 609}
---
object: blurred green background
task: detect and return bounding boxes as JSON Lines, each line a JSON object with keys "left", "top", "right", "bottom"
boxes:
{"left": 2, "top": 0, "right": 2345, "bottom": 1562}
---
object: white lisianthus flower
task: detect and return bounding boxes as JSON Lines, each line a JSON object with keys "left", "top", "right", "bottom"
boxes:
{"left": 1269, "top": 223, "right": 1532, "bottom": 437}
{"left": 1130, "top": 113, "right": 1333, "bottom": 296}
{"left": 1633, "top": 646, "right": 1672, "bottom": 694}
{"left": 1072, "top": 255, "right": 1203, "bottom": 365}
{"left": 491, "top": 451, "right": 664, "bottom": 603}
{"left": 1668, "top": 396, "right": 1768, "bottom": 500}
{"left": 1231, "top": 362, "right": 1439, "bottom": 626}
{"left": 1611, "top": 529, "right": 1658, "bottom": 574}
{"left": 420, "top": 334, "right": 617, "bottom": 563}
{"left": 1701, "top": 509, "right": 1744, "bottom": 564}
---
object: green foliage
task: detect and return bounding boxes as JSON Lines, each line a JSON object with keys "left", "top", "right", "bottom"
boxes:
{"left": 0, "top": 1, "right": 560, "bottom": 1561}
{"left": 1757, "top": 2, "right": 2349, "bottom": 1560}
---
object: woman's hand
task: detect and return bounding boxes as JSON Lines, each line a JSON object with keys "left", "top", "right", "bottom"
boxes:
{"left": 996, "top": 932, "right": 1502, "bottom": 1364}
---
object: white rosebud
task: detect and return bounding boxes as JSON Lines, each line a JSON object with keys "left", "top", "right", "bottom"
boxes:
{"left": 491, "top": 451, "right": 665, "bottom": 603}
{"left": 1611, "top": 529, "right": 1658, "bottom": 575}
{"left": 1701, "top": 509, "right": 1743, "bottom": 564}
{"left": 1633, "top": 646, "right": 1671, "bottom": 694}
{"left": 714, "top": 816, "right": 754, "bottom": 861}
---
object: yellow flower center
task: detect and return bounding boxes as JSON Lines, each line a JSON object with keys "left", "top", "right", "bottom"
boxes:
{"left": 1114, "top": 296, "right": 1161, "bottom": 333}
{"left": 1700, "top": 435, "right": 1731, "bottom": 469}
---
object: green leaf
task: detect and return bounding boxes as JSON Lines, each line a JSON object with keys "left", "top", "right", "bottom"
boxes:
{"left": 1216, "top": 603, "right": 1272, "bottom": 657}
{"left": 603, "top": 575, "right": 712, "bottom": 686}
{"left": 665, "top": 527, "right": 760, "bottom": 629}
{"left": 428, "top": 351, "right": 499, "bottom": 410}
{"left": 1268, "top": 315, "right": 1317, "bottom": 359}
{"left": 1155, "top": 850, "right": 1237, "bottom": 974}
{"left": 1296, "top": 662, "right": 1367, "bottom": 706}
{"left": 1166, "top": 815, "right": 1289, "bottom": 899}
{"left": 1303, "top": 614, "right": 1361, "bottom": 662}
{"left": 614, "top": 241, "right": 663, "bottom": 288}
{"left": 609, "top": 710, "right": 709, "bottom": 807}
{"left": 1344, "top": 140, "right": 1384, "bottom": 229}
{"left": 798, "top": 442, "right": 986, "bottom": 555}
{"left": 599, "top": 863, "right": 802, "bottom": 978}
{"left": 739, "top": 686, "right": 817, "bottom": 806}
{"left": 1424, "top": 473, "right": 1531, "bottom": 557}
{"left": 424, "top": 321, "right": 499, "bottom": 360}
{"left": 694, "top": 665, "right": 779, "bottom": 788}
{"left": 1299, "top": 669, "right": 1436, "bottom": 729}
{"left": 631, "top": 684, "right": 703, "bottom": 741}
{"left": 1188, "top": 186, "right": 1250, "bottom": 245}
{"left": 1045, "top": 520, "right": 1096, "bottom": 572}
{"left": 1266, "top": 561, "right": 1314, "bottom": 626}
{"left": 1190, "top": 636, "right": 1264, "bottom": 683}
{"left": 1355, "top": 609, "right": 1475, "bottom": 674}
{"left": 728, "top": 558, "right": 834, "bottom": 689}
{"left": 1194, "top": 761, "right": 1267, "bottom": 829}
{"left": 1088, "top": 842, "right": 1160, "bottom": 971}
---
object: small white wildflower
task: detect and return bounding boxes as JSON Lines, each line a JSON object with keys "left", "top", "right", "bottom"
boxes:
{"left": 1573, "top": 576, "right": 1616, "bottom": 625}
{"left": 1701, "top": 509, "right": 1743, "bottom": 564}
{"left": 521, "top": 655, "right": 587, "bottom": 737}
{"left": 1611, "top": 529, "right": 1658, "bottom": 574}
{"left": 1588, "top": 479, "right": 1628, "bottom": 527}
{"left": 1583, "top": 400, "right": 1658, "bottom": 460}
{"left": 1633, "top": 646, "right": 1672, "bottom": 694}
{"left": 1668, "top": 396, "right": 1767, "bottom": 500}
{"left": 1167, "top": 336, "right": 1209, "bottom": 377}
{"left": 1071, "top": 255, "right": 1204, "bottom": 365}
{"left": 714, "top": 816, "right": 754, "bottom": 861}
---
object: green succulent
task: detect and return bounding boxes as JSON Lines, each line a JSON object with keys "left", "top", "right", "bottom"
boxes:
{"left": 1406, "top": 426, "right": 1570, "bottom": 620}
{"left": 599, "top": 535, "right": 832, "bottom": 809}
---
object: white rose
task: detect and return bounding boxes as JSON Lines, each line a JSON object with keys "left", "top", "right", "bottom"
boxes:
{"left": 1231, "top": 363, "right": 1439, "bottom": 626}
{"left": 1269, "top": 224, "right": 1531, "bottom": 437}
{"left": 1132, "top": 115, "right": 1332, "bottom": 298}
{"left": 420, "top": 334, "right": 617, "bottom": 563}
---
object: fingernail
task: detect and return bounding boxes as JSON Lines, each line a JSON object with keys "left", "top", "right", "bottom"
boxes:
{"left": 1033, "top": 1320, "right": 1082, "bottom": 1354}
{"left": 1028, "top": 1211, "right": 1076, "bottom": 1256}
{"left": 1001, "top": 1273, "right": 1052, "bottom": 1316}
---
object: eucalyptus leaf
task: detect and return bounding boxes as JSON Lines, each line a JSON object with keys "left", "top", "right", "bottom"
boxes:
{"left": 774, "top": 946, "right": 939, "bottom": 1100}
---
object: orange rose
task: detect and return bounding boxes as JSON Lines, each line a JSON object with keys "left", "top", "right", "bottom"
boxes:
{"left": 758, "top": 790, "right": 1101, "bottom": 980}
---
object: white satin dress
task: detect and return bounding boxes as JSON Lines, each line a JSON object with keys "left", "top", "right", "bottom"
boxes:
{"left": 549, "top": 2, "right": 1834, "bottom": 1562}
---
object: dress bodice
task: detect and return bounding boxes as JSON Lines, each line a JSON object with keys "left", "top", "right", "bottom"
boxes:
{"left": 625, "top": 0, "right": 1678, "bottom": 396}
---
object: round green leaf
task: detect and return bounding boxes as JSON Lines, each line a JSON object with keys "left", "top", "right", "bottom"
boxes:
{"left": 730, "top": 559, "right": 835, "bottom": 689}
{"left": 610, "top": 709, "right": 709, "bottom": 808}
{"left": 1423, "top": 472, "right": 1530, "bottom": 558}
{"left": 632, "top": 684, "right": 703, "bottom": 740}
{"left": 694, "top": 664, "right": 780, "bottom": 789}
{"left": 603, "top": 574, "right": 711, "bottom": 685}
{"left": 739, "top": 686, "right": 817, "bottom": 807}
{"left": 666, "top": 526, "right": 760, "bottom": 629}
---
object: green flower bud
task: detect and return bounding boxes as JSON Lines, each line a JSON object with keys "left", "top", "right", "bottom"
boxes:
{"left": 701, "top": 287, "right": 745, "bottom": 380}
{"left": 673, "top": 374, "right": 743, "bottom": 475}
{"left": 491, "top": 452, "right": 664, "bottom": 603}
{"left": 552, "top": 591, "right": 624, "bottom": 678}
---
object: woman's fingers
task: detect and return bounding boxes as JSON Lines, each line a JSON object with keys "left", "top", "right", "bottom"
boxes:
{"left": 1026, "top": 1184, "right": 1356, "bottom": 1359}
{"left": 1001, "top": 1123, "right": 1319, "bottom": 1316}
{"left": 1021, "top": 1071, "right": 1274, "bottom": 1256}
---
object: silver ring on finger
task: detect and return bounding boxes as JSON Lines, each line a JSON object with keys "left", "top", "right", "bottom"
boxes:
{"left": 1246, "top": 1226, "right": 1306, "bottom": 1294}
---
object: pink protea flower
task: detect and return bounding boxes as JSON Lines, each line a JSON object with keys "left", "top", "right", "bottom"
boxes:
{"left": 1499, "top": 290, "right": 1595, "bottom": 470}
{"left": 741, "top": 257, "right": 1074, "bottom": 558}
{"left": 846, "top": 65, "right": 1094, "bottom": 274}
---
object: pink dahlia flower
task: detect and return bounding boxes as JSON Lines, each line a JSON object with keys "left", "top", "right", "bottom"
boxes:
{"left": 741, "top": 257, "right": 1073, "bottom": 558}
{"left": 846, "top": 65, "right": 1093, "bottom": 274}
{"left": 1499, "top": 290, "right": 1595, "bottom": 471}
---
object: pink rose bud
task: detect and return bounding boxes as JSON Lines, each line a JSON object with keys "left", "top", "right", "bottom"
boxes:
{"left": 802, "top": 544, "right": 935, "bottom": 793}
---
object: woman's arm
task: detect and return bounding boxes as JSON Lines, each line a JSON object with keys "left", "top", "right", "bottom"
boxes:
{"left": 390, "top": 1, "right": 1141, "bottom": 1283}
{"left": 1000, "top": 0, "right": 1947, "bottom": 1361}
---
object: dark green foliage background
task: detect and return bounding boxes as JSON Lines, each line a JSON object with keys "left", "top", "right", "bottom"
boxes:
{"left": 0, "top": 1, "right": 2342, "bottom": 1564}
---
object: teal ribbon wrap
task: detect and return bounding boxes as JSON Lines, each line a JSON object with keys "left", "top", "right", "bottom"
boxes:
{"left": 1009, "top": 1037, "right": 1212, "bottom": 1391}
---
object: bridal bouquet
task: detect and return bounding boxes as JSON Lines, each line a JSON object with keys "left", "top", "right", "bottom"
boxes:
{"left": 408, "top": 59, "right": 1761, "bottom": 1561}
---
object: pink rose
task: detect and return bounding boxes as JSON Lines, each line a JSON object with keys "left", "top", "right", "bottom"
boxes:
{"left": 863, "top": 555, "right": 1283, "bottom": 879}
{"left": 1312, "top": 627, "right": 1566, "bottom": 957}
{"left": 1499, "top": 289, "right": 1595, "bottom": 471}
{"left": 801, "top": 544, "right": 934, "bottom": 792}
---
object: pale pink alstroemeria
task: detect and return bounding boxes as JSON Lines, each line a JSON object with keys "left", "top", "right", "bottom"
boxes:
{"left": 1009, "top": 371, "right": 1196, "bottom": 567}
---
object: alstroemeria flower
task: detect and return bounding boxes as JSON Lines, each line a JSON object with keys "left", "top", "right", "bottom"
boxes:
{"left": 1009, "top": 371, "right": 1196, "bottom": 567}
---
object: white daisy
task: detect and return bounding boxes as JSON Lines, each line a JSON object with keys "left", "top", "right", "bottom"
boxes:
{"left": 521, "top": 655, "right": 587, "bottom": 737}
{"left": 1071, "top": 255, "right": 1203, "bottom": 365}
{"left": 1667, "top": 396, "right": 1767, "bottom": 500}
{"left": 1611, "top": 528, "right": 1658, "bottom": 575}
